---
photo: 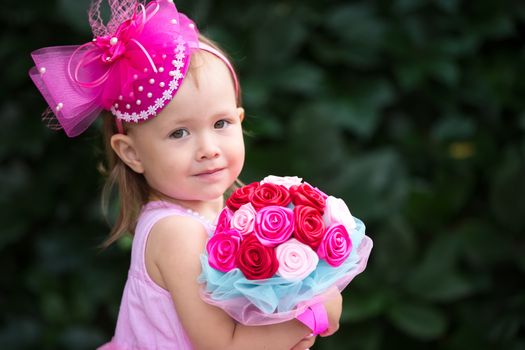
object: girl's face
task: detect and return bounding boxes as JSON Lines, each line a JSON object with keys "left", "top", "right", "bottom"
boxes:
{"left": 124, "top": 52, "right": 245, "bottom": 206}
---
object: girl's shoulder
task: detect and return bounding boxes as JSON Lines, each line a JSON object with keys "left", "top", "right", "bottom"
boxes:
{"left": 137, "top": 202, "right": 211, "bottom": 290}
{"left": 138, "top": 200, "right": 213, "bottom": 251}
{"left": 150, "top": 213, "right": 209, "bottom": 246}
{"left": 144, "top": 204, "right": 211, "bottom": 292}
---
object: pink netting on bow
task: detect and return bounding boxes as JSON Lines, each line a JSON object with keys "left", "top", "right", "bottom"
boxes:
{"left": 89, "top": 0, "right": 145, "bottom": 37}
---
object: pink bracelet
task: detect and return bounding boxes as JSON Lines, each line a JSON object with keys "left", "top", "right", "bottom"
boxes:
{"left": 296, "top": 303, "right": 329, "bottom": 335}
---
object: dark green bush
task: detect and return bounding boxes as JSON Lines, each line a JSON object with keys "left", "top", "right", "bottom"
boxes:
{"left": 1, "top": 0, "right": 524, "bottom": 349}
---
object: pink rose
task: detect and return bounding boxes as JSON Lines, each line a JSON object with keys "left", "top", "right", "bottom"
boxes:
{"left": 323, "top": 196, "right": 356, "bottom": 231}
{"left": 254, "top": 206, "right": 294, "bottom": 247}
{"left": 207, "top": 229, "right": 242, "bottom": 273}
{"left": 215, "top": 207, "right": 234, "bottom": 233}
{"left": 230, "top": 203, "right": 256, "bottom": 235}
{"left": 260, "top": 175, "right": 303, "bottom": 189}
{"left": 275, "top": 238, "right": 319, "bottom": 281}
{"left": 317, "top": 224, "right": 352, "bottom": 267}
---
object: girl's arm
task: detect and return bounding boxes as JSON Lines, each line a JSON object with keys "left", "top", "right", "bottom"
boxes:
{"left": 146, "top": 215, "right": 341, "bottom": 350}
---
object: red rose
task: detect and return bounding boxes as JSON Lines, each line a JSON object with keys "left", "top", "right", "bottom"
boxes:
{"left": 293, "top": 205, "right": 326, "bottom": 250}
{"left": 215, "top": 207, "right": 234, "bottom": 233}
{"left": 226, "top": 182, "right": 260, "bottom": 211}
{"left": 249, "top": 183, "right": 291, "bottom": 209}
{"left": 290, "top": 183, "right": 326, "bottom": 214}
{"left": 236, "top": 235, "right": 279, "bottom": 280}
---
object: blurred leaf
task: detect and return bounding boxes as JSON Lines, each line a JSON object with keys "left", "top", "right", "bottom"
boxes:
{"left": 58, "top": 0, "right": 92, "bottom": 35}
{"left": 490, "top": 313, "right": 522, "bottom": 343}
{"left": 252, "top": 10, "right": 308, "bottom": 67}
{"left": 466, "top": 8, "right": 515, "bottom": 40}
{"left": 387, "top": 301, "right": 447, "bottom": 340}
{"left": 342, "top": 290, "right": 389, "bottom": 322}
{"left": 405, "top": 171, "right": 474, "bottom": 231}
{"left": 490, "top": 148, "right": 525, "bottom": 232}
{"left": 289, "top": 103, "right": 347, "bottom": 180}
{"left": 0, "top": 220, "right": 28, "bottom": 251}
{"left": 330, "top": 149, "right": 408, "bottom": 221}
{"left": 330, "top": 79, "right": 395, "bottom": 139}
{"left": 116, "top": 235, "right": 133, "bottom": 251}
{"left": 243, "top": 77, "right": 271, "bottom": 109}
{"left": 325, "top": 4, "right": 386, "bottom": 67}
{"left": 41, "top": 291, "right": 68, "bottom": 324}
{"left": 397, "top": 57, "right": 460, "bottom": 90}
{"left": 520, "top": 112, "right": 525, "bottom": 132}
{"left": 460, "top": 218, "right": 513, "bottom": 268}
{"left": 404, "top": 232, "right": 479, "bottom": 302}
{"left": 273, "top": 62, "right": 325, "bottom": 96}
{"left": 432, "top": 115, "right": 476, "bottom": 142}
{"left": 406, "top": 268, "right": 476, "bottom": 303}
{"left": 316, "top": 323, "right": 383, "bottom": 350}
{"left": 437, "top": 0, "right": 460, "bottom": 13}
{"left": 391, "top": 0, "right": 427, "bottom": 13}
{"left": 59, "top": 325, "right": 105, "bottom": 350}
{"left": 0, "top": 317, "right": 41, "bottom": 349}
{"left": 372, "top": 216, "right": 417, "bottom": 282}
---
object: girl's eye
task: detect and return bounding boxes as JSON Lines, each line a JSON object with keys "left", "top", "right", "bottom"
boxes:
{"left": 170, "top": 128, "right": 189, "bottom": 139}
{"left": 214, "top": 119, "right": 230, "bottom": 129}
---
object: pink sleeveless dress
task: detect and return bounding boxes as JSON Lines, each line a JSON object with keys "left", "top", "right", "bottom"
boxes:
{"left": 98, "top": 201, "right": 214, "bottom": 350}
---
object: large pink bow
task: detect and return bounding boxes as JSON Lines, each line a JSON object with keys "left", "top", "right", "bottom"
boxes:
{"left": 29, "top": 0, "right": 199, "bottom": 137}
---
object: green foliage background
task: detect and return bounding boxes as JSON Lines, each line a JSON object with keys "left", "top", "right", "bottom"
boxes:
{"left": 2, "top": 0, "right": 525, "bottom": 348}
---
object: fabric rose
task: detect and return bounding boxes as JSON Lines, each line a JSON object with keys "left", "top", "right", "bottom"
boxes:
{"left": 293, "top": 205, "right": 326, "bottom": 250}
{"left": 207, "top": 229, "right": 242, "bottom": 273}
{"left": 260, "top": 175, "right": 303, "bottom": 189}
{"left": 226, "top": 182, "right": 260, "bottom": 211}
{"left": 215, "top": 207, "right": 234, "bottom": 233}
{"left": 236, "top": 235, "right": 279, "bottom": 280}
{"left": 323, "top": 196, "right": 356, "bottom": 231}
{"left": 317, "top": 224, "right": 352, "bottom": 267}
{"left": 230, "top": 203, "right": 257, "bottom": 235}
{"left": 275, "top": 238, "right": 319, "bottom": 281}
{"left": 249, "top": 183, "right": 291, "bottom": 209}
{"left": 254, "top": 206, "right": 294, "bottom": 246}
{"left": 290, "top": 183, "right": 326, "bottom": 214}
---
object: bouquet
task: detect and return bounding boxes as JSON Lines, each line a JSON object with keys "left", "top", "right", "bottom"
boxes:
{"left": 198, "top": 175, "right": 373, "bottom": 329}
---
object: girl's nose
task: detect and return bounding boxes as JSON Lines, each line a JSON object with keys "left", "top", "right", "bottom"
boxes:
{"left": 196, "top": 135, "right": 220, "bottom": 160}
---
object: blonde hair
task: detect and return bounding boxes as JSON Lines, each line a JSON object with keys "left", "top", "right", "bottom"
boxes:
{"left": 100, "top": 35, "right": 241, "bottom": 247}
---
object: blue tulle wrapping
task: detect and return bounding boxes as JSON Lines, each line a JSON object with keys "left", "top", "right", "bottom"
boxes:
{"left": 198, "top": 218, "right": 366, "bottom": 314}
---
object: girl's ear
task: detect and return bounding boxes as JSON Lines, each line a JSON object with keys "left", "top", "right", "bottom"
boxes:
{"left": 110, "top": 134, "right": 145, "bottom": 174}
{"left": 237, "top": 107, "right": 245, "bottom": 122}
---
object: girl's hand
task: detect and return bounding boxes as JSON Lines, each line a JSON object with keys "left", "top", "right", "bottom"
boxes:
{"left": 291, "top": 334, "right": 316, "bottom": 350}
{"left": 319, "top": 292, "right": 342, "bottom": 337}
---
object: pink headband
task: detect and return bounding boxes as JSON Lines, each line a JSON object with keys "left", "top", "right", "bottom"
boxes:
{"left": 29, "top": 0, "right": 239, "bottom": 137}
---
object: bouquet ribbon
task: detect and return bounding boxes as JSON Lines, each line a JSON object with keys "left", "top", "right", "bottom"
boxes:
{"left": 296, "top": 303, "right": 329, "bottom": 335}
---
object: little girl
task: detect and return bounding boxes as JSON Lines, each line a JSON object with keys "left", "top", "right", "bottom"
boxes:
{"left": 29, "top": 0, "right": 342, "bottom": 349}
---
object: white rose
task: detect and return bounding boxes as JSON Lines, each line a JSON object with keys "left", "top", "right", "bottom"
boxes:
{"left": 323, "top": 196, "right": 356, "bottom": 232}
{"left": 260, "top": 175, "right": 303, "bottom": 189}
